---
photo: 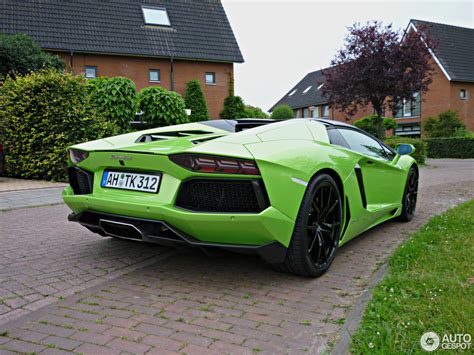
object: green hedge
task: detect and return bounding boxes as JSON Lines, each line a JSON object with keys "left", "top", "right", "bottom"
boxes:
{"left": 87, "top": 77, "right": 138, "bottom": 132}
{"left": 138, "top": 86, "right": 188, "bottom": 126}
{"left": 0, "top": 69, "right": 118, "bottom": 181}
{"left": 184, "top": 80, "right": 209, "bottom": 122}
{"left": 354, "top": 114, "right": 397, "bottom": 138}
{"left": 424, "top": 137, "right": 474, "bottom": 158}
{"left": 384, "top": 137, "right": 427, "bottom": 165}
{"left": 271, "top": 104, "right": 294, "bottom": 119}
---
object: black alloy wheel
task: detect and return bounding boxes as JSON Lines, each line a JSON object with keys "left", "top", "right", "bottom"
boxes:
{"left": 273, "top": 173, "right": 343, "bottom": 277}
{"left": 306, "top": 181, "right": 341, "bottom": 268}
{"left": 399, "top": 166, "right": 418, "bottom": 222}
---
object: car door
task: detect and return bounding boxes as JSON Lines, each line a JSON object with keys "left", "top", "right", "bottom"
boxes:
{"left": 335, "top": 128, "right": 405, "bottom": 209}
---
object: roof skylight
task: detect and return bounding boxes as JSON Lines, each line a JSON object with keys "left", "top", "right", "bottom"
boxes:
{"left": 142, "top": 6, "right": 171, "bottom": 26}
{"left": 303, "top": 85, "right": 312, "bottom": 94}
{"left": 288, "top": 89, "right": 297, "bottom": 96}
{"left": 317, "top": 83, "right": 324, "bottom": 90}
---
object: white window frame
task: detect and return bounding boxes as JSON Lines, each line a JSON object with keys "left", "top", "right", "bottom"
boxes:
{"left": 460, "top": 89, "right": 468, "bottom": 100}
{"left": 205, "top": 72, "right": 216, "bottom": 85}
{"left": 142, "top": 6, "right": 171, "bottom": 26}
{"left": 84, "top": 66, "right": 97, "bottom": 79}
{"left": 322, "top": 105, "right": 330, "bottom": 117}
{"left": 288, "top": 89, "right": 297, "bottom": 96}
{"left": 149, "top": 69, "right": 161, "bottom": 83}
{"left": 303, "top": 86, "right": 312, "bottom": 94}
{"left": 402, "top": 98, "right": 412, "bottom": 117}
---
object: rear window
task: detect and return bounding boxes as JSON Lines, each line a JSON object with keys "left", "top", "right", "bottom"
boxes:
{"left": 327, "top": 128, "right": 350, "bottom": 149}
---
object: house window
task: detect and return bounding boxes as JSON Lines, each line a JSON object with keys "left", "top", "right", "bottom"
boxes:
{"left": 394, "top": 123, "right": 421, "bottom": 138}
{"left": 317, "top": 83, "right": 324, "bottom": 90}
{"left": 142, "top": 6, "right": 171, "bottom": 26}
{"left": 460, "top": 89, "right": 467, "bottom": 100}
{"left": 84, "top": 66, "right": 97, "bottom": 79}
{"left": 149, "top": 69, "right": 160, "bottom": 83}
{"left": 288, "top": 89, "right": 297, "bottom": 96}
{"left": 311, "top": 106, "right": 320, "bottom": 118}
{"left": 303, "top": 86, "right": 312, "bottom": 94}
{"left": 205, "top": 72, "right": 216, "bottom": 85}
{"left": 294, "top": 109, "right": 301, "bottom": 118}
{"left": 303, "top": 108, "right": 309, "bottom": 118}
{"left": 322, "top": 105, "right": 330, "bottom": 117}
{"left": 393, "top": 92, "right": 421, "bottom": 118}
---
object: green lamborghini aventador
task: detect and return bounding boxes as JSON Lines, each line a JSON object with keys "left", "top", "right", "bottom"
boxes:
{"left": 63, "top": 118, "right": 418, "bottom": 277}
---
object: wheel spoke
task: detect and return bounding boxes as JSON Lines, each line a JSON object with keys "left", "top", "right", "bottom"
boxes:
{"left": 308, "top": 233, "right": 318, "bottom": 253}
{"left": 319, "top": 232, "right": 328, "bottom": 261}
{"left": 305, "top": 181, "right": 342, "bottom": 266}
{"left": 321, "top": 200, "right": 338, "bottom": 220}
{"left": 311, "top": 200, "right": 320, "bottom": 214}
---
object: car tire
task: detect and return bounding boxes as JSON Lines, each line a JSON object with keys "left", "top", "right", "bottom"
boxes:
{"left": 273, "top": 173, "right": 343, "bottom": 277}
{"left": 398, "top": 166, "right": 418, "bottom": 222}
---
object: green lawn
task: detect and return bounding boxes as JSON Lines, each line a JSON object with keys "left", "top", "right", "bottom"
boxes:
{"left": 350, "top": 200, "right": 474, "bottom": 354}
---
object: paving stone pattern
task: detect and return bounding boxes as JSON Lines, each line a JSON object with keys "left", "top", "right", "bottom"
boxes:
{"left": 0, "top": 160, "right": 472, "bottom": 354}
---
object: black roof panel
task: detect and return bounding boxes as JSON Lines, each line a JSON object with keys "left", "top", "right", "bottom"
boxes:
{"left": 411, "top": 19, "right": 474, "bottom": 82}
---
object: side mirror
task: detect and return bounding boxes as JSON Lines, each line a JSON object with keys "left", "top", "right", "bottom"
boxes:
{"left": 395, "top": 143, "right": 415, "bottom": 155}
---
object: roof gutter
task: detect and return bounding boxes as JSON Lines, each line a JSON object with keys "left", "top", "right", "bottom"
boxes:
{"left": 45, "top": 48, "right": 243, "bottom": 64}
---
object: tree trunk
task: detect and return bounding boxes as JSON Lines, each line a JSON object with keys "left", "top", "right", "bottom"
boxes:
{"left": 374, "top": 107, "right": 384, "bottom": 139}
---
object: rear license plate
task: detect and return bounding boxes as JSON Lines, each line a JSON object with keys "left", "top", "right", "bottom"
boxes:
{"left": 101, "top": 171, "right": 161, "bottom": 193}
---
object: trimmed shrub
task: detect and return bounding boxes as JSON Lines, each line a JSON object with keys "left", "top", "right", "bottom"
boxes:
{"left": 354, "top": 114, "right": 397, "bottom": 138}
{"left": 184, "top": 80, "right": 209, "bottom": 121}
{"left": 245, "top": 105, "right": 269, "bottom": 118}
{"left": 87, "top": 77, "right": 138, "bottom": 132}
{"left": 138, "top": 86, "right": 188, "bottom": 126}
{"left": 0, "top": 33, "right": 64, "bottom": 80}
{"left": 0, "top": 69, "right": 118, "bottom": 181}
{"left": 271, "top": 104, "right": 294, "bottom": 119}
{"left": 424, "top": 137, "right": 474, "bottom": 159}
{"left": 384, "top": 137, "right": 427, "bottom": 165}
{"left": 423, "top": 110, "right": 467, "bottom": 138}
{"left": 220, "top": 95, "right": 246, "bottom": 119}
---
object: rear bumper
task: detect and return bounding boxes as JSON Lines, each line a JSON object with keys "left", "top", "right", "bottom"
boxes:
{"left": 69, "top": 210, "right": 287, "bottom": 263}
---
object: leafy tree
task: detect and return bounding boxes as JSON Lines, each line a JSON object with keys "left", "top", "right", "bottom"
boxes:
{"left": 138, "top": 86, "right": 188, "bottom": 126}
{"left": 354, "top": 114, "right": 397, "bottom": 137}
{"left": 271, "top": 104, "right": 294, "bottom": 119}
{"left": 184, "top": 80, "right": 209, "bottom": 121}
{"left": 423, "top": 110, "right": 467, "bottom": 138}
{"left": 87, "top": 77, "right": 138, "bottom": 132}
{"left": 219, "top": 95, "right": 246, "bottom": 119}
{"left": 244, "top": 105, "right": 269, "bottom": 118}
{"left": 0, "top": 69, "right": 117, "bottom": 181}
{"left": 322, "top": 21, "right": 436, "bottom": 138}
{"left": 0, "top": 33, "right": 64, "bottom": 80}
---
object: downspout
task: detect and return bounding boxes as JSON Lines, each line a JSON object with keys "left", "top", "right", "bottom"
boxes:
{"left": 69, "top": 50, "right": 74, "bottom": 74}
{"left": 170, "top": 57, "right": 174, "bottom": 91}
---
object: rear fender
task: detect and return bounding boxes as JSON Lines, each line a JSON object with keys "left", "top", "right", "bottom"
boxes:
{"left": 245, "top": 140, "right": 355, "bottom": 222}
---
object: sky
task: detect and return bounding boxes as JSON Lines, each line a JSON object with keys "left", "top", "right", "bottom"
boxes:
{"left": 221, "top": 0, "right": 474, "bottom": 112}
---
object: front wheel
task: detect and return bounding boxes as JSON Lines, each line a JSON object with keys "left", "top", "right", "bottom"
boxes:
{"left": 273, "top": 174, "right": 343, "bottom": 277}
{"left": 398, "top": 166, "right": 418, "bottom": 222}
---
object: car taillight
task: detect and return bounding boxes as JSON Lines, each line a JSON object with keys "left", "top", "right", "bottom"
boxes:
{"left": 69, "top": 149, "right": 89, "bottom": 164}
{"left": 170, "top": 154, "right": 260, "bottom": 175}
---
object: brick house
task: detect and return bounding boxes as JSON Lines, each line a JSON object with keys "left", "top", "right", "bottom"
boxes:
{"left": 270, "top": 20, "right": 474, "bottom": 137}
{"left": 0, "top": 0, "right": 244, "bottom": 118}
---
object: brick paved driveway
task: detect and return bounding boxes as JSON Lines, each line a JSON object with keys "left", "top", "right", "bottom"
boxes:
{"left": 0, "top": 160, "right": 473, "bottom": 354}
